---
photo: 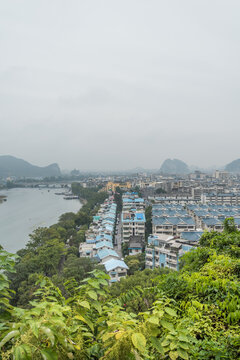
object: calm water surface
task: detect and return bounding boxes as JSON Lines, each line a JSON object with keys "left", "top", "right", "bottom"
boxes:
{"left": 0, "top": 188, "right": 82, "bottom": 253}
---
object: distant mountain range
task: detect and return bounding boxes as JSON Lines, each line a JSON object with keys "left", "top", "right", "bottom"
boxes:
{"left": 225, "top": 159, "right": 240, "bottom": 173}
{"left": 158, "top": 158, "right": 240, "bottom": 175}
{"left": 1, "top": 155, "right": 240, "bottom": 178}
{"left": 159, "top": 159, "right": 190, "bottom": 175}
{"left": 0, "top": 155, "right": 61, "bottom": 178}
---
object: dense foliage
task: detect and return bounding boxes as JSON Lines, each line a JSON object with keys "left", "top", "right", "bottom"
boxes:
{"left": 124, "top": 254, "right": 145, "bottom": 275}
{"left": 71, "top": 184, "right": 107, "bottom": 211}
{"left": 145, "top": 205, "right": 152, "bottom": 241}
{"left": 114, "top": 187, "right": 123, "bottom": 213}
{"left": 1, "top": 218, "right": 240, "bottom": 359}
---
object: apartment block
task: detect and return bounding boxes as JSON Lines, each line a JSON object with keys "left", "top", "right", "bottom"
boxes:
{"left": 145, "top": 231, "right": 203, "bottom": 271}
{"left": 121, "top": 210, "right": 146, "bottom": 242}
{"left": 201, "top": 193, "right": 240, "bottom": 205}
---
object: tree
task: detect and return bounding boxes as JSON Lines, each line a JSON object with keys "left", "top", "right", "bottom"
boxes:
{"left": 124, "top": 254, "right": 145, "bottom": 275}
{"left": 35, "top": 238, "right": 67, "bottom": 277}
{"left": 155, "top": 187, "right": 166, "bottom": 194}
{"left": 223, "top": 217, "right": 237, "bottom": 233}
{"left": 145, "top": 205, "right": 152, "bottom": 241}
{"left": 114, "top": 188, "right": 123, "bottom": 213}
{"left": 1, "top": 233, "right": 240, "bottom": 360}
{"left": 63, "top": 255, "right": 98, "bottom": 282}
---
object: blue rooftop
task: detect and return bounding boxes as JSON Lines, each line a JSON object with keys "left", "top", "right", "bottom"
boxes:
{"left": 104, "top": 259, "right": 129, "bottom": 272}
{"left": 180, "top": 231, "right": 204, "bottom": 241}
{"left": 95, "top": 240, "right": 113, "bottom": 250}
{"left": 152, "top": 217, "right": 195, "bottom": 226}
{"left": 97, "top": 248, "right": 119, "bottom": 260}
{"left": 95, "top": 234, "right": 112, "bottom": 242}
{"left": 123, "top": 198, "right": 144, "bottom": 203}
{"left": 122, "top": 212, "right": 146, "bottom": 222}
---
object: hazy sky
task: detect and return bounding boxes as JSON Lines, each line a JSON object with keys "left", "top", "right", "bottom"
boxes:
{"left": 0, "top": 1, "right": 240, "bottom": 171}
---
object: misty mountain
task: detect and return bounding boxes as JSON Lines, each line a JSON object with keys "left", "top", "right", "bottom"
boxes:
{"left": 0, "top": 155, "right": 61, "bottom": 178}
{"left": 160, "top": 159, "right": 189, "bottom": 174}
{"left": 225, "top": 159, "right": 240, "bottom": 173}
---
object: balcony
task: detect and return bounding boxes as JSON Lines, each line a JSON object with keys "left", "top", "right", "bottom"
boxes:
{"left": 167, "top": 258, "right": 177, "bottom": 265}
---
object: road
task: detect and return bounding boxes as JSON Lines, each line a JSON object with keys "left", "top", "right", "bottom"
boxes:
{"left": 114, "top": 213, "right": 123, "bottom": 258}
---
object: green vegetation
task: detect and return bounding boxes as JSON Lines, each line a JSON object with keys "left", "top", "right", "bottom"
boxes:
{"left": 1, "top": 218, "right": 240, "bottom": 359}
{"left": 124, "top": 253, "right": 145, "bottom": 275}
{"left": 145, "top": 205, "right": 152, "bottom": 241}
{"left": 114, "top": 186, "right": 123, "bottom": 213}
{"left": 155, "top": 187, "right": 167, "bottom": 194}
{"left": 131, "top": 186, "right": 143, "bottom": 197}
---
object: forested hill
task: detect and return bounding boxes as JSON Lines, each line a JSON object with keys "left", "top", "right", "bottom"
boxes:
{"left": 0, "top": 155, "right": 61, "bottom": 178}
{"left": 0, "top": 211, "right": 240, "bottom": 358}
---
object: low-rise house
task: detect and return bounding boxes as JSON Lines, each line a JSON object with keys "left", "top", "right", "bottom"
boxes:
{"left": 79, "top": 196, "right": 128, "bottom": 282}
{"left": 96, "top": 248, "right": 119, "bottom": 263}
{"left": 103, "top": 259, "right": 129, "bottom": 283}
{"left": 128, "top": 235, "right": 144, "bottom": 255}
{"left": 95, "top": 240, "right": 113, "bottom": 251}
{"left": 79, "top": 243, "right": 95, "bottom": 258}
{"left": 95, "top": 233, "right": 113, "bottom": 243}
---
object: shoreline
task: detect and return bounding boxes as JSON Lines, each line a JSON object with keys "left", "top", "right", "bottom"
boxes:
{"left": 0, "top": 195, "right": 7, "bottom": 203}
{"left": 0, "top": 188, "right": 81, "bottom": 253}
{"left": 79, "top": 197, "right": 88, "bottom": 205}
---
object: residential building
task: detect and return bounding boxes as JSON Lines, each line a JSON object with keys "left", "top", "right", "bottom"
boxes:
{"left": 152, "top": 216, "right": 196, "bottom": 236}
{"left": 79, "top": 243, "right": 95, "bottom": 258}
{"left": 96, "top": 248, "right": 119, "bottom": 263}
{"left": 145, "top": 231, "right": 203, "bottom": 271}
{"left": 128, "top": 235, "right": 144, "bottom": 255}
{"left": 122, "top": 197, "right": 145, "bottom": 211}
{"left": 121, "top": 210, "right": 146, "bottom": 241}
{"left": 79, "top": 196, "right": 128, "bottom": 282}
{"left": 105, "top": 181, "right": 131, "bottom": 192}
{"left": 201, "top": 193, "right": 240, "bottom": 205}
{"left": 103, "top": 259, "right": 129, "bottom": 283}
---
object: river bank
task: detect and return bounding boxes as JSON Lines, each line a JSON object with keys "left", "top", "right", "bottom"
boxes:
{"left": 0, "top": 195, "right": 7, "bottom": 203}
{"left": 0, "top": 188, "right": 82, "bottom": 252}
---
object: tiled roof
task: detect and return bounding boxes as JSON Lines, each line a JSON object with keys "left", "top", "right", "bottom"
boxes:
{"left": 122, "top": 212, "right": 146, "bottom": 222}
{"left": 153, "top": 217, "right": 195, "bottom": 226}
{"left": 103, "top": 259, "right": 129, "bottom": 272}
{"left": 95, "top": 234, "right": 112, "bottom": 242}
{"left": 95, "top": 240, "right": 113, "bottom": 249}
{"left": 97, "top": 249, "right": 119, "bottom": 260}
{"left": 180, "top": 231, "right": 204, "bottom": 241}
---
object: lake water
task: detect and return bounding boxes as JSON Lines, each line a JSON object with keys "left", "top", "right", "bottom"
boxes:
{"left": 0, "top": 188, "right": 82, "bottom": 253}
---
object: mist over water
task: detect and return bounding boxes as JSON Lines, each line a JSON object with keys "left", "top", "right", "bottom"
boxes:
{"left": 0, "top": 188, "right": 81, "bottom": 252}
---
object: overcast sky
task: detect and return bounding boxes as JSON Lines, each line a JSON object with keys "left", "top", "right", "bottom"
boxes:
{"left": 0, "top": 1, "right": 239, "bottom": 171}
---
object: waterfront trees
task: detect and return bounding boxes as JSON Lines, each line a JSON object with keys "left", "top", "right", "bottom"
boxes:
{"left": 7, "top": 186, "right": 108, "bottom": 307}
